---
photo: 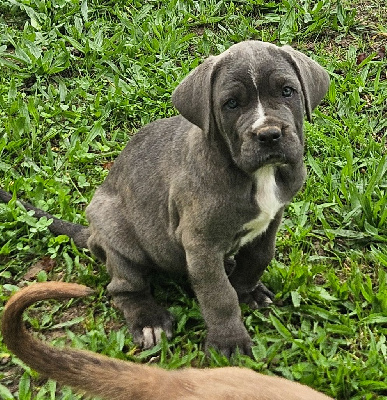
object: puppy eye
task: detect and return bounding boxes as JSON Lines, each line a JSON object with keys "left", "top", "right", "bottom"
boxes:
{"left": 225, "top": 99, "right": 239, "bottom": 109}
{"left": 282, "top": 86, "right": 294, "bottom": 98}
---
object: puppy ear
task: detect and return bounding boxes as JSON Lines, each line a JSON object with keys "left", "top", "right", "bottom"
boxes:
{"left": 281, "top": 46, "right": 330, "bottom": 122}
{"left": 172, "top": 56, "right": 219, "bottom": 132}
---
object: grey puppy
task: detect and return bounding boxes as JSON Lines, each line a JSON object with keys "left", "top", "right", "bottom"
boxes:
{"left": 0, "top": 41, "right": 329, "bottom": 357}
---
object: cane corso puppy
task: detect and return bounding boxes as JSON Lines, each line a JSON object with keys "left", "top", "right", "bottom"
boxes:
{"left": 0, "top": 41, "right": 330, "bottom": 356}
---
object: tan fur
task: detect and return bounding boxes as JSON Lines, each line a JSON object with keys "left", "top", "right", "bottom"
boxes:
{"left": 2, "top": 282, "right": 334, "bottom": 400}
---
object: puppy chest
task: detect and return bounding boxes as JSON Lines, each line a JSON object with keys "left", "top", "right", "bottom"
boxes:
{"left": 239, "top": 166, "right": 284, "bottom": 246}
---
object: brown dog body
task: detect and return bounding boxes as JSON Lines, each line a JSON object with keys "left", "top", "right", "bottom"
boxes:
{"left": 2, "top": 282, "right": 333, "bottom": 400}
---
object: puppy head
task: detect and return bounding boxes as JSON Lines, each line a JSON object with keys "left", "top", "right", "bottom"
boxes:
{"left": 172, "top": 41, "right": 330, "bottom": 174}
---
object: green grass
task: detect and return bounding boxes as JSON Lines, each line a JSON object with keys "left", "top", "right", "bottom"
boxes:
{"left": 0, "top": 0, "right": 386, "bottom": 399}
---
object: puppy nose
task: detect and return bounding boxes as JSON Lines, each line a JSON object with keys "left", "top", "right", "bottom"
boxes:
{"left": 256, "top": 126, "right": 282, "bottom": 143}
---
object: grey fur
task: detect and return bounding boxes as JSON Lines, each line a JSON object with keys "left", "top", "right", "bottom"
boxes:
{"left": 1, "top": 41, "right": 329, "bottom": 357}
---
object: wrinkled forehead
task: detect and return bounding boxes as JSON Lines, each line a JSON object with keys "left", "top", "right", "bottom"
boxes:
{"left": 215, "top": 42, "right": 297, "bottom": 86}
{"left": 226, "top": 41, "right": 280, "bottom": 58}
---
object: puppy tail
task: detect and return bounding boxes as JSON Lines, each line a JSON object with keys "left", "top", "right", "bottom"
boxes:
{"left": 0, "top": 188, "right": 89, "bottom": 248}
{"left": 1, "top": 282, "right": 170, "bottom": 400}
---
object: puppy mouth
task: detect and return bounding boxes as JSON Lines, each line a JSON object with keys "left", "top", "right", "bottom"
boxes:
{"left": 237, "top": 141, "right": 293, "bottom": 173}
{"left": 259, "top": 152, "right": 287, "bottom": 166}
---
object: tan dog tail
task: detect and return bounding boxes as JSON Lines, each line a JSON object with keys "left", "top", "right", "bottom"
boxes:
{"left": 2, "top": 282, "right": 334, "bottom": 400}
{"left": 1, "top": 282, "right": 169, "bottom": 400}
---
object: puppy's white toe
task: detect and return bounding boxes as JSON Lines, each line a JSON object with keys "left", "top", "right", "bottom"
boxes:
{"left": 261, "top": 296, "right": 273, "bottom": 307}
{"left": 141, "top": 326, "right": 166, "bottom": 349}
{"left": 152, "top": 327, "right": 164, "bottom": 343}
{"left": 142, "top": 327, "right": 156, "bottom": 349}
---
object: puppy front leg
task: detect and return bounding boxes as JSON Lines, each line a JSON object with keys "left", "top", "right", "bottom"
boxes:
{"left": 185, "top": 247, "right": 252, "bottom": 357}
{"left": 105, "top": 248, "right": 174, "bottom": 349}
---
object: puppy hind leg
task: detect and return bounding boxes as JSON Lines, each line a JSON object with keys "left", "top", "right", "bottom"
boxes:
{"left": 231, "top": 246, "right": 275, "bottom": 309}
{"left": 230, "top": 214, "right": 282, "bottom": 309}
{"left": 105, "top": 249, "right": 174, "bottom": 349}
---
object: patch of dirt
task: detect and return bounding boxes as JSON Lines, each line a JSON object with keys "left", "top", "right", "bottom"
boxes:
{"left": 303, "top": 0, "right": 386, "bottom": 59}
{"left": 346, "top": 0, "right": 386, "bottom": 51}
{"left": 0, "top": 355, "right": 23, "bottom": 395}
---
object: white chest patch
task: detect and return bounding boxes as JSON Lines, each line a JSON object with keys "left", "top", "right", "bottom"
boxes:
{"left": 240, "top": 165, "right": 284, "bottom": 247}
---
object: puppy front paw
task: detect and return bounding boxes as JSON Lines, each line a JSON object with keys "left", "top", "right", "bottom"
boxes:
{"left": 206, "top": 329, "right": 253, "bottom": 358}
